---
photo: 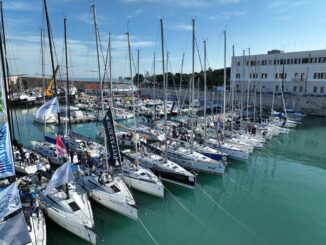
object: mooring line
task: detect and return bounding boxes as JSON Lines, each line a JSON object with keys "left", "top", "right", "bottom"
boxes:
{"left": 138, "top": 217, "right": 159, "bottom": 245}
{"left": 195, "top": 183, "right": 267, "bottom": 245}
{"left": 165, "top": 187, "right": 224, "bottom": 241}
{"left": 225, "top": 172, "right": 236, "bottom": 184}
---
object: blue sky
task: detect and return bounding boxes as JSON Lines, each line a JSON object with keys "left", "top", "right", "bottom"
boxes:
{"left": 2, "top": 0, "right": 326, "bottom": 80}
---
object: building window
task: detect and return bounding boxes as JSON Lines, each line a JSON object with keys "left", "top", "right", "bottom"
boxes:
{"left": 261, "top": 73, "right": 267, "bottom": 79}
{"left": 262, "top": 60, "right": 267, "bottom": 66}
{"left": 287, "top": 59, "right": 293, "bottom": 64}
{"left": 274, "top": 60, "right": 277, "bottom": 65}
{"left": 318, "top": 57, "right": 326, "bottom": 63}
{"left": 300, "top": 73, "right": 305, "bottom": 81}
{"left": 237, "top": 61, "right": 241, "bottom": 66}
{"left": 302, "top": 58, "right": 309, "bottom": 64}
{"left": 313, "top": 86, "right": 318, "bottom": 93}
{"left": 294, "top": 73, "right": 298, "bottom": 79}
{"left": 299, "top": 86, "right": 303, "bottom": 92}
{"left": 236, "top": 73, "right": 240, "bottom": 79}
{"left": 293, "top": 86, "right": 297, "bottom": 92}
{"left": 280, "top": 59, "right": 286, "bottom": 65}
{"left": 321, "top": 87, "right": 324, "bottom": 93}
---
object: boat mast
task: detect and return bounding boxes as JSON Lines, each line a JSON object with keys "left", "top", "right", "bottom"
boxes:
{"left": 241, "top": 50, "right": 245, "bottom": 122}
{"left": 153, "top": 52, "right": 156, "bottom": 100}
{"left": 109, "top": 33, "right": 113, "bottom": 108}
{"left": 127, "top": 32, "right": 139, "bottom": 166}
{"left": 190, "top": 18, "right": 195, "bottom": 153}
{"left": 41, "top": 28, "right": 45, "bottom": 104}
{"left": 0, "top": 5, "right": 12, "bottom": 139}
{"left": 246, "top": 48, "right": 250, "bottom": 121}
{"left": 253, "top": 57, "right": 257, "bottom": 123}
{"left": 222, "top": 30, "right": 226, "bottom": 134}
{"left": 280, "top": 63, "right": 288, "bottom": 119}
{"left": 137, "top": 49, "right": 140, "bottom": 115}
{"left": 203, "top": 40, "right": 207, "bottom": 146}
{"left": 231, "top": 45, "right": 235, "bottom": 131}
{"left": 40, "top": 27, "right": 46, "bottom": 137}
{"left": 44, "top": 0, "right": 61, "bottom": 129}
{"left": 178, "top": 52, "right": 185, "bottom": 112}
{"left": 160, "top": 18, "right": 168, "bottom": 162}
{"left": 64, "top": 18, "right": 71, "bottom": 134}
{"left": 92, "top": 4, "right": 109, "bottom": 171}
{"left": 91, "top": 4, "right": 103, "bottom": 115}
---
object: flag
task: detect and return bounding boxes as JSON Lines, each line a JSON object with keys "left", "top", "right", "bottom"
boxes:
{"left": 44, "top": 161, "right": 73, "bottom": 195}
{"left": 103, "top": 107, "right": 121, "bottom": 167}
{"left": 56, "top": 135, "right": 67, "bottom": 158}
{"left": 0, "top": 183, "right": 21, "bottom": 222}
{"left": 35, "top": 96, "right": 59, "bottom": 121}
{"left": 0, "top": 123, "right": 15, "bottom": 178}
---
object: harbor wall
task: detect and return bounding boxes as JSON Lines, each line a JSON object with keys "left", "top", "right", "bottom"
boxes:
{"left": 139, "top": 87, "right": 326, "bottom": 117}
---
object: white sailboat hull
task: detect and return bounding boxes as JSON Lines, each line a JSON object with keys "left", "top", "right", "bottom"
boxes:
{"left": 15, "top": 164, "right": 38, "bottom": 175}
{"left": 40, "top": 204, "right": 96, "bottom": 244}
{"left": 122, "top": 175, "right": 164, "bottom": 198}
{"left": 27, "top": 212, "right": 47, "bottom": 245}
{"left": 167, "top": 154, "right": 225, "bottom": 176}
{"left": 89, "top": 189, "right": 138, "bottom": 220}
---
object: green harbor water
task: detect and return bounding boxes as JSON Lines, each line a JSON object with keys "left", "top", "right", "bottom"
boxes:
{"left": 12, "top": 107, "right": 326, "bottom": 245}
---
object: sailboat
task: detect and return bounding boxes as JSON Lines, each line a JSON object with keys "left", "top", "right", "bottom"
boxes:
{"left": 66, "top": 130, "right": 138, "bottom": 220}
{"left": 120, "top": 32, "right": 164, "bottom": 198}
{"left": 71, "top": 5, "right": 138, "bottom": 220}
{"left": 36, "top": 161, "right": 96, "bottom": 244}
{"left": 13, "top": 145, "right": 50, "bottom": 175}
{"left": 122, "top": 142, "right": 196, "bottom": 188}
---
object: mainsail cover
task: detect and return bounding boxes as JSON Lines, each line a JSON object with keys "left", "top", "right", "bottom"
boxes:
{"left": 0, "top": 183, "right": 21, "bottom": 222}
{"left": 0, "top": 123, "right": 15, "bottom": 178}
{"left": 103, "top": 107, "right": 121, "bottom": 167}
{"left": 35, "top": 96, "right": 59, "bottom": 120}
{"left": 44, "top": 161, "right": 73, "bottom": 195}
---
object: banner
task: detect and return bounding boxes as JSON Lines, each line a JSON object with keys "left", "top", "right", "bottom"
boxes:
{"left": 56, "top": 135, "right": 67, "bottom": 158}
{"left": 35, "top": 96, "right": 59, "bottom": 121}
{"left": 103, "top": 107, "right": 121, "bottom": 167}
{"left": 0, "top": 183, "right": 21, "bottom": 222}
{"left": 0, "top": 123, "right": 15, "bottom": 178}
{"left": 44, "top": 161, "right": 73, "bottom": 195}
{"left": 0, "top": 211, "right": 32, "bottom": 245}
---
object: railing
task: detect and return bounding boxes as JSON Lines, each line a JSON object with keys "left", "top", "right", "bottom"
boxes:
{"left": 291, "top": 78, "right": 306, "bottom": 82}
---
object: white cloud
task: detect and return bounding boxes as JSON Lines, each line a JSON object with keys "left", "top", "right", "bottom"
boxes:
{"left": 267, "top": 1, "right": 307, "bottom": 12}
{"left": 73, "top": 12, "right": 108, "bottom": 25}
{"left": 4, "top": 2, "right": 40, "bottom": 11}
{"left": 207, "top": 11, "right": 246, "bottom": 20}
{"left": 171, "top": 24, "right": 192, "bottom": 31}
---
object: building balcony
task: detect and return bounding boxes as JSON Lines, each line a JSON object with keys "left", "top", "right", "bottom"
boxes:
{"left": 291, "top": 78, "right": 306, "bottom": 82}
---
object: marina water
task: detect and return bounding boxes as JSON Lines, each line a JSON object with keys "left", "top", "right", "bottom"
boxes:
{"left": 13, "top": 107, "right": 326, "bottom": 245}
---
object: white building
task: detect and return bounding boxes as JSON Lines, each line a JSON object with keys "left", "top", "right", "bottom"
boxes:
{"left": 231, "top": 49, "right": 326, "bottom": 96}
